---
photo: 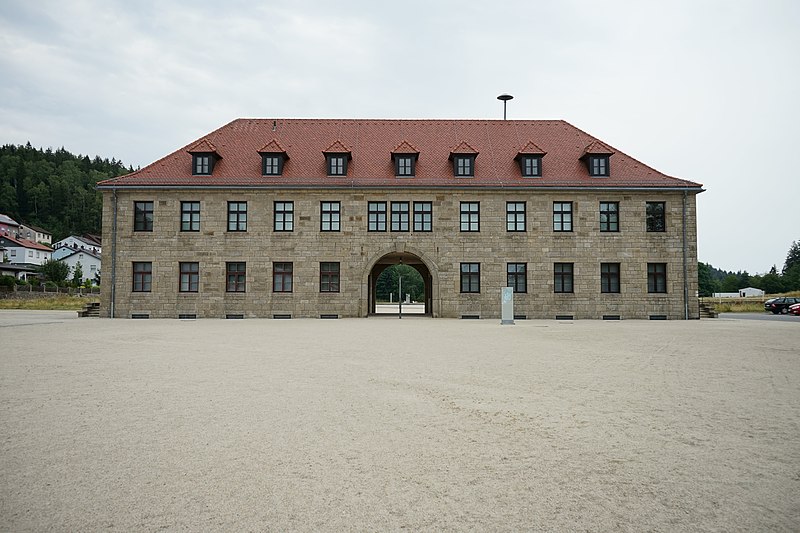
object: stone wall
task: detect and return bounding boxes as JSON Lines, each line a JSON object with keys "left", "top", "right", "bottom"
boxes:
{"left": 101, "top": 188, "right": 699, "bottom": 319}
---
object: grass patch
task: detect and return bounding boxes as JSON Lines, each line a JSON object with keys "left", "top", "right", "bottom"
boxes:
{"left": 0, "top": 296, "right": 98, "bottom": 311}
{"left": 711, "top": 301, "right": 765, "bottom": 313}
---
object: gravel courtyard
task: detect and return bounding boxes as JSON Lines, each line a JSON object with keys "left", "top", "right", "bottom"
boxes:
{"left": 1, "top": 311, "right": 798, "bottom": 531}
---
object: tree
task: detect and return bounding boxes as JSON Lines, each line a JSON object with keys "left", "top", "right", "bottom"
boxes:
{"left": 784, "top": 240, "right": 800, "bottom": 274}
{"left": 37, "top": 259, "right": 69, "bottom": 283}
{"left": 71, "top": 261, "right": 83, "bottom": 286}
{"left": 376, "top": 264, "right": 424, "bottom": 302}
{"left": 698, "top": 262, "right": 719, "bottom": 296}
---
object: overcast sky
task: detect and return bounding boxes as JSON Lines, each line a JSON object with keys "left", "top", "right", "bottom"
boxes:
{"left": 1, "top": 0, "right": 797, "bottom": 273}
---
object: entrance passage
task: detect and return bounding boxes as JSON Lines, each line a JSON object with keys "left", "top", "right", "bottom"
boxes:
{"left": 369, "top": 252, "right": 432, "bottom": 315}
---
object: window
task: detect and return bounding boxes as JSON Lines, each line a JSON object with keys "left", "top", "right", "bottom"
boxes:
{"left": 520, "top": 156, "right": 542, "bottom": 177}
{"left": 395, "top": 156, "right": 415, "bottom": 177}
{"left": 262, "top": 154, "right": 285, "bottom": 176}
{"left": 601, "top": 263, "right": 620, "bottom": 293}
{"left": 28, "top": 250, "right": 33, "bottom": 257}
{"left": 506, "top": 202, "right": 526, "bottom": 232}
{"left": 274, "top": 201, "right": 294, "bottom": 232}
{"left": 134, "top": 201, "right": 153, "bottom": 232}
{"left": 646, "top": 202, "right": 666, "bottom": 232}
{"left": 554, "top": 263, "right": 574, "bottom": 293}
{"left": 320, "top": 202, "right": 340, "bottom": 231}
{"left": 413, "top": 202, "right": 432, "bottom": 232}
{"left": 273, "top": 262, "right": 293, "bottom": 292}
{"left": 391, "top": 202, "right": 409, "bottom": 232}
{"left": 368, "top": 202, "right": 387, "bottom": 232}
{"left": 226, "top": 262, "right": 246, "bottom": 292}
{"left": 648, "top": 263, "right": 667, "bottom": 293}
{"left": 600, "top": 202, "right": 619, "bottom": 232}
{"left": 454, "top": 156, "right": 475, "bottom": 177}
{"left": 227, "top": 202, "right": 247, "bottom": 232}
{"left": 589, "top": 156, "right": 609, "bottom": 177}
{"left": 132, "top": 262, "right": 152, "bottom": 292}
{"left": 460, "top": 263, "right": 480, "bottom": 293}
{"left": 192, "top": 154, "right": 212, "bottom": 175}
{"left": 180, "top": 201, "right": 200, "bottom": 232}
{"left": 320, "top": 262, "right": 340, "bottom": 292}
{"left": 179, "top": 262, "right": 199, "bottom": 292}
{"left": 553, "top": 202, "right": 572, "bottom": 232}
{"left": 460, "top": 202, "right": 479, "bottom": 232}
{"left": 507, "top": 263, "right": 527, "bottom": 293}
{"left": 327, "top": 155, "right": 347, "bottom": 176}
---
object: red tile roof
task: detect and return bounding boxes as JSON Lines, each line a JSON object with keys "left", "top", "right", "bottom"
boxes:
{"left": 583, "top": 140, "right": 615, "bottom": 155}
{"left": 257, "top": 139, "right": 288, "bottom": 154}
{"left": 186, "top": 138, "right": 218, "bottom": 154}
{"left": 517, "top": 140, "right": 547, "bottom": 156}
{"left": 391, "top": 140, "right": 420, "bottom": 155}
{"left": 0, "top": 234, "right": 53, "bottom": 252}
{"left": 98, "top": 119, "right": 702, "bottom": 189}
{"left": 322, "top": 140, "right": 352, "bottom": 154}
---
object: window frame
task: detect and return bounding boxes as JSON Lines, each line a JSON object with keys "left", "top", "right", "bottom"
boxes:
{"left": 601, "top": 262, "right": 621, "bottom": 293}
{"left": 326, "top": 154, "right": 348, "bottom": 176}
{"left": 520, "top": 155, "right": 542, "bottom": 177}
{"left": 368, "top": 201, "right": 387, "bottom": 232}
{"left": 507, "top": 263, "right": 527, "bottom": 293}
{"left": 134, "top": 201, "right": 154, "bottom": 232}
{"left": 262, "top": 154, "right": 284, "bottom": 176}
{"left": 460, "top": 201, "right": 480, "bottom": 232}
{"left": 390, "top": 201, "right": 410, "bottom": 232}
{"left": 553, "top": 202, "right": 573, "bottom": 232}
{"left": 589, "top": 156, "right": 609, "bottom": 177}
{"left": 453, "top": 155, "right": 475, "bottom": 177}
{"left": 320, "top": 262, "right": 340, "bottom": 293}
{"left": 648, "top": 263, "right": 667, "bottom": 293}
{"left": 554, "top": 262, "right": 574, "bottom": 293}
{"left": 132, "top": 261, "right": 152, "bottom": 292}
{"left": 413, "top": 201, "right": 432, "bottom": 232}
{"left": 600, "top": 201, "right": 619, "bottom": 232}
{"left": 460, "top": 262, "right": 481, "bottom": 293}
{"left": 274, "top": 201, "right": 294, "bottom": 232}
{"left": 227, "top": 201, "right": 247, "bottom": 232}
{"left": 506, "top": 202, "right": 526, "bottom": 232}
{"left": 179, "top": 262, "right": 199, "bottom": 293}
{"left": 273, "top": 262, "right": 293, "bottom": 293}
{"left": 320, "top": 201, "right": 341, "bottom": 232}
{"left": 180, "top": 201, "right": 200, "bottom": 232}
{"left": 646, "top": 202, "right": 666, "bottom": 232}
{"left": 192, "top": 154, "right": 213, "bottom": 176}
{"left": 395, "top": 155, "right": 415, "bottom": 177}
{"left": 226, "top": 262, "right": 246, "bottom": 292}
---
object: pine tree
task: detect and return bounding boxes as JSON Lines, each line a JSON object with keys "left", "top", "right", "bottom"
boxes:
{"left": 783, "top": 240, "right": 800, "bottom": 274}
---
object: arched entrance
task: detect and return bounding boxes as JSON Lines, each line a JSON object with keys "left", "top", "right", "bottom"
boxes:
{"left": 364, "top": 249, "right": 437, "bottom": 317}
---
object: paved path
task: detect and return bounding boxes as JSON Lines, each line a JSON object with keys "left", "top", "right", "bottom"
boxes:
{"left": 1, "top": 312, "right": 799, "bottom": 531}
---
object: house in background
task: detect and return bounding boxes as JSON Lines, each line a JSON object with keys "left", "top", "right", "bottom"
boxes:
{"left": 98, "top": 117, "right": 703, "bottom": 320}
{"left": 17, "top": 223, "right": 53, "bottom": 245}
{"left": 0, "top": 214, "right": 20, "bottom": 237}
{"left": 52, "top": 235, "right": 102, "bottom": 260}
{"left": 0, "top": 234, "right": 53, "bottom": 280}
{"left": 58, "top": 249, "right": 101, "bottom": 284}
{"left": 739, "top": 287, "right": 765, "bottom": 297}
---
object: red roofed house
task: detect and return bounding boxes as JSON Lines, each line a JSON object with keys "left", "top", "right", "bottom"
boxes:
{"left": 97, "top": 118, "right": 703, "bottom": 319}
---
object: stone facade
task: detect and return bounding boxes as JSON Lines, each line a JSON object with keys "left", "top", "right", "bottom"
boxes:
{"left": 100, "top": 187, "right": 699, "bottom": 319}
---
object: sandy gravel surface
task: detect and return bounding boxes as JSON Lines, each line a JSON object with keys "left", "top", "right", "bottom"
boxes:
{"left": 1, "top": 311, "right": 799, "bottom": 531}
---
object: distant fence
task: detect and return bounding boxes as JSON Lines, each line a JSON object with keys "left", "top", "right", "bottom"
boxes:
{"left": 0, "top": 285, "right": 100, "bottom": 299}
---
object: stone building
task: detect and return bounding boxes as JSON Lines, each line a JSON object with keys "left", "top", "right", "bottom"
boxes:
{"left": 97, "top": 119, "right": 703, "bottom": 319}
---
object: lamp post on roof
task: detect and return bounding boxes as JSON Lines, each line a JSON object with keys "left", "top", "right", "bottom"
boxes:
{"left": 497, "top": 94, "right": 514, "bottom": 120}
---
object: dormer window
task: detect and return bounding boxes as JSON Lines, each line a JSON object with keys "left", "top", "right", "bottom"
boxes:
{"left": 327, "top": 154, "right": 347, "bottom": 176}
{"left": 581, "top": 140, "right": 614, "bottom": 178}
{"left": 520, "top": 156, "right": 542, "bottom": 177}
{"left": 187, "top": 138, "right": 221, "bottom": 176}
{"left": 449, "top": 141, "right": 479, "bottom": 178}
{"left": 194, "top": 154, "right": 212, "bottom": 175}
{"left": 589, "top": 156, "right": 609, "bottom": 177}
{"left": 323, "top": 140, "right": 352, "bottom": 177}
{"left": 391, "top": 140, "right": 420, "bottom": 178}
{"left": 258, "top": 139, "right": 289, "bottom": 176}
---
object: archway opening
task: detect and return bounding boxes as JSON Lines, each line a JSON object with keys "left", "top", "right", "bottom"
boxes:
{"left": 368, "top": 252, "right": 432, "bottom": 316}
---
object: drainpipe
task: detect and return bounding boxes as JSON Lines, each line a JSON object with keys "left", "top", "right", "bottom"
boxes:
{"left": 682, "top": 190, "right": 688, "bottom": 320}
{"left": 110, "top": 188, "right": 118, "bottom": 318}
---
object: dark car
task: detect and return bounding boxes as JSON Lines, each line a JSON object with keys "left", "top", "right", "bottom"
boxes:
{"left": 764, "top": 297, "right": 800, "bottom": 314}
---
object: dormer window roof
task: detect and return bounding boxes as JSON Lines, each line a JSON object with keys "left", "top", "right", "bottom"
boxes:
{"left": 323, "top": 140, "right": 352, "bottom": 177}
{"left": 515, "top": 140, "right": 547, "bottom": 177}
{"left": 258, "top": 139, "right": 289, "bottom": 176}
{"left": 449, "top": 141, "right": 479, "bottom": 177}
{"left": 187, "top": 138, "right": 221, "bottom": 176}
{"left": 391, "top": 140, "right": 420, "bottom": 177}
{"left": 580, "top": 140, "right": 614, "bottom": 177}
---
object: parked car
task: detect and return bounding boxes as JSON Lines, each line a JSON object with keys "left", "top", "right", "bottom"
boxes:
{"left": 764, "top": 297, "right": 800, "bottom": 314}
{"left": 788, "top": 303, "right": 800, "bottom": 316}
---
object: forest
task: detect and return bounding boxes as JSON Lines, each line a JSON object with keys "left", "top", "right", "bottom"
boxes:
{"left": 699, "top": 240, "right": 800, "bottom": 296}
{"left": 0, "top": 143, "right": 132, "bottom": 241}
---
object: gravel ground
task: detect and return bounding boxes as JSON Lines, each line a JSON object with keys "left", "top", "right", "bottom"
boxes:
{"left": 1, "top": 311, "right": 799, "bottom": 532}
